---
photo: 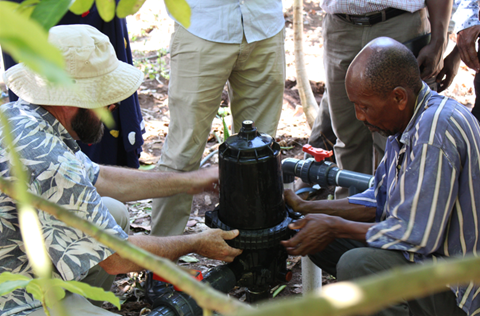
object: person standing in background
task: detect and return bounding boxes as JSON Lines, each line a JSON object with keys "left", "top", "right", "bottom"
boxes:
{"left": 306, "top": 0, "right": 452, "bottom": 199}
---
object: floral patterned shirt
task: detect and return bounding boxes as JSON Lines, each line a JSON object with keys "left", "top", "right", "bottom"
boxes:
{"left": 0, "top": 100, "right": 128, "bottom": 315}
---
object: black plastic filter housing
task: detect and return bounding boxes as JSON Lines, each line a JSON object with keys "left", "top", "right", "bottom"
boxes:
{"left": 218, "top": 120, "right": 285, "bottom": 230}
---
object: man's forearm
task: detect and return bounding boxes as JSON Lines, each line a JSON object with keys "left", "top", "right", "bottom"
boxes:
{"left": 95, "top": 165, "right": 209, "bottom": 202}
{"left": 99, "top": 234, "right": 198, "bottom": 275}
{"left": 426, "top": 0, "right": 452, "bottom": 44}
{"left": 332, "top": 217, "right": 375, "bottom": 242}
{"left": 300, "top": 198, "right": 376, "bottom": 222}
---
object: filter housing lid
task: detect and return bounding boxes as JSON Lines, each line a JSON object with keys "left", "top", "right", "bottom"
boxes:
{"left": 221, "top": 120, "right": 277, "bottom": 162}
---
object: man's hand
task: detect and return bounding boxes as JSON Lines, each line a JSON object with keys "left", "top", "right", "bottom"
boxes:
{"left": 417, "top": 38, "right": 447, "bottom": 80}
{"left": 436, "top": 46, "right": 461, "bottom": 93}
{"left": 194, "top": 229, "right": 243, "bottom": 262}
{"left": 285, "top": 189, "right": 308, "bottom": 214}
{"left": 186, "top": 167, "right": 219, "bottom": 195}
{"left": 281, "top": 214, "right": 338, "bottom": 256}
{"left": 457, "top": 25, "right": 480, "bottom": 71}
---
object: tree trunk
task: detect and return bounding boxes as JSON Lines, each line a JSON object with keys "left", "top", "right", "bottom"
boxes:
{"left": 293, "top": 0, "right": 318, "bottom": 129}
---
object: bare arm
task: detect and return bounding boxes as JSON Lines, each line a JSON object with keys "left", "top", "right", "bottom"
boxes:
{"left": 94, "top": 165, "right": 219, "bottom": 203}
{"left": 281, "top": 214, "right": 374, "bottom": 256}
{"left": 99, "top": 229, "right": 242, "bottom": 275}
{"left": 417, "top": 0, "right": 453, "bottom": 79}
{"left": 436, "top": 45, "right": 461, "bottom": 92}
{"left": 457, "top": 25, "right": 480, "bottom": 71}
{"left": 285, "top": 189, "right": 376, "bottom": 222}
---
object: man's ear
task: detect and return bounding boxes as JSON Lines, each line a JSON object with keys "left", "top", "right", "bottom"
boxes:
{"left": 392, "top": 87, "right": 408, "bottom": 111}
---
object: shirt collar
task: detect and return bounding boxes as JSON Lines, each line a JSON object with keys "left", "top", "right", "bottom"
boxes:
{"left": 20, "top": 101, "right": 81, "bottom": 153}
{"left": 398, "top": 82, "right": 431, "bottom": 146}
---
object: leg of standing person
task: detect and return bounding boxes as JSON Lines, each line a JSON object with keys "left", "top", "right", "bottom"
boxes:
{"left": 150, "top": 24, "right": 241, "bottom": 237}
{"left": 338, "top": 248, "right": 466, "bottom": 316}
{"left": 472, "top": 72, "right": 480, "bottom": 121}
{"left": 321, "top": 10, "right": 429, "bottom": 199}
{"left": 228, "top": 29, "right": 285, "bottom": 136}
{"left": 308, "top": 92, "right": 336, "bottom": 151}
{"left": 28, "top": 197, "right": 130, "bottom": 316}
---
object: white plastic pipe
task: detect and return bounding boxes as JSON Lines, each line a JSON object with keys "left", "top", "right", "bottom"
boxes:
{"left": 301, "top": 256, "right": 322, "bottom": 294}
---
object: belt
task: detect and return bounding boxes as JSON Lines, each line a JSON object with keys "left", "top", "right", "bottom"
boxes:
{"left": 335, "top": 8, "right": 408, "bottom": 26}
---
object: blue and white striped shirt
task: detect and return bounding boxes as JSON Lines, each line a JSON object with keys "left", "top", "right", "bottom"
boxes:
{"left": 350, "top": 83, "right": 480, "bottom": 315}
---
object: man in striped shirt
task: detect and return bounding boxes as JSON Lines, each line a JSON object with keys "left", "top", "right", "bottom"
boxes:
{"left": 282, "top": 37, "right": 480, "bottom": 315}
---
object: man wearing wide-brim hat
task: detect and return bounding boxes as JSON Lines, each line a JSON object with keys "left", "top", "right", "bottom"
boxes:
{"left": 1, "top": 24, "right": 242, "bottom": 316}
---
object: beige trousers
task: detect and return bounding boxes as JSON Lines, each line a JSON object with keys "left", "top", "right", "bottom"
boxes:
{"left": 150, "top": 24, "right": 286, "bottom": 236}
{"left": 29, "top": 197, "right": 129, "bottom": 315}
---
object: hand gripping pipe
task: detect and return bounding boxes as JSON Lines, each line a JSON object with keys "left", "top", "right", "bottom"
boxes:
{"left": 282, "top": 145, "right": 374, "bottom": 196}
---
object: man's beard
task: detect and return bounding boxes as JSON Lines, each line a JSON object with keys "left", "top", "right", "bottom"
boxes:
{"left": 71, "top": 108, "right": 104, "bottom": 144}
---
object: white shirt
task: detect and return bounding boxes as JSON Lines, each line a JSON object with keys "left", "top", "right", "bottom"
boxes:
{"left": 320, "top": 0, "right": 426, "bottom": 15}
{"left": 168, "top": 0, "right": 284, "bottom": 44}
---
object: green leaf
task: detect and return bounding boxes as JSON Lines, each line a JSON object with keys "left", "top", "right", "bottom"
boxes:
{"left": 116, "top": 0, "right": 147, "bottom": 18}
{"left": 179, "top": 255, "right": 200, "bottom": 263}
{"left": 0, "top": 280, "right": 32, "bottom": 296}
{"left": 59, "top": 280, "right": 120, "bottom": 309}
{"left": 0, "top": 2, "right": 70, "bottom": 84}
{"left": 139, "top": 164, "right": 155, "bottom": 171}
{"left": 0, "top": 272, "right": 32, "bottom": 283}
{"left": 69, "top": 0, "right": 95, "bottom": 15}
{"left": 222, "top": 117, "right": 230, "bottom": 140}
{"left": 7, "top": 0, "right": 36, "bottom": 18}
{"left": 272, "top": 284, "right": 286, "bottom": 298}
{"left": 164, "top": 0, "right": 191, "bottom": 29}
{"left": 95, "top": 0, "right": 115, "bottom": 22}
{"left": 30, "top": 0, "right": 72, "bottom": 31}
{"left": 25, "top": 280, "right": 44, "bottom": 301}
{"left": 92, "top": 107, "right": 115, "bottom": 129}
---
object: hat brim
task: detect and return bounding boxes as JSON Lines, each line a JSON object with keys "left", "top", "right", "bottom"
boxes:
{"left": 3, "top": 60, "right": 144, "bottom": 109}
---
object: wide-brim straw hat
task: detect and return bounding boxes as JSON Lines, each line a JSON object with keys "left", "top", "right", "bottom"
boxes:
{"left": 3, "top": 24, "right": 144, "bottom": 109}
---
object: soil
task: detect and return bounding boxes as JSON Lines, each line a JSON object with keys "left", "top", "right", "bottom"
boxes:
{"left": 0, "top": 1, "right": 477, "bottom": 315}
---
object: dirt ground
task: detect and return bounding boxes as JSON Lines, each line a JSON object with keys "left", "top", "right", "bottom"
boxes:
{"left": 0, "top": 1, "right": 478, "bottom": 315}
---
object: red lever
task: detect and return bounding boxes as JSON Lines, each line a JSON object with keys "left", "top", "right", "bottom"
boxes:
{"left": 153, "top": 269, "right": 203, "bottom": 292}
{"left": 302, "top": 144, "right": 333, "bottom": 162}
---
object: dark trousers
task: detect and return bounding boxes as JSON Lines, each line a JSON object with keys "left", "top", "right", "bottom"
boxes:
{"left": 309, "top": 239, "right": 466, "bottom": 316}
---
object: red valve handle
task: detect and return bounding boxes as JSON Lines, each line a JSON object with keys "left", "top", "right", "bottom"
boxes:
{"left": 153, "top": 269, "right": 203, "bottom": 292}
{"left": 302, "top": 144, "right": 333, "bottom": 162}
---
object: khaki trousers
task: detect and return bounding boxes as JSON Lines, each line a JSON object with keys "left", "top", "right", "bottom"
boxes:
{"left": 309, "top": 10, "right": 430, "bottom": 198}
{"left": 29, "top": 197, "right": 130, "bottom": 315}
{"left": 150, "top": 25, "right": 285, "bottom": 236}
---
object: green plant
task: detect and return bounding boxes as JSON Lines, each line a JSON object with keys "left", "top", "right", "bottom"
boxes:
{"left": 0, "top": 272, "right": 120, "bottom": 315}
{"left": 133, "top": 49, "right": 170, "bottom": 80}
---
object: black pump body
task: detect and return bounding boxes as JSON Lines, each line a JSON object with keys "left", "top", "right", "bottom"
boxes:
{"left": 218, "top": 120, "right": 285, "bottom": 229}
{"left": 206, "top": 120, "right": 293, "bottom": 302}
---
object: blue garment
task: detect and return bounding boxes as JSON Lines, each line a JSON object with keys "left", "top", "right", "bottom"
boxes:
{"left": 349, "top": 83, "right": 480, "bottom": 315}
{"left": 1, "top": 1, "right": 145, "bottom": 168}
{"left": 0, "top": 100, "right": 128, "bottom": 316}
{"left": 452, "top": 0, "right": 480, "bottom": 33}
{"left": 169, "top": 0, "right": 284, "bottom": 43}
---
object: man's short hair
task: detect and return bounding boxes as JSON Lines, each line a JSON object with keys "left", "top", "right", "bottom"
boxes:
{"left": 364, "top": 44, "right": 422, "bottom": 97}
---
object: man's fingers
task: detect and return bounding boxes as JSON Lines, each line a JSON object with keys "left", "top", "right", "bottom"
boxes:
{"left": 222, "top": 229, "right": 240, "bottom": 240}
{"left": 288, "top": 218, "right": 306, "bottom": 230}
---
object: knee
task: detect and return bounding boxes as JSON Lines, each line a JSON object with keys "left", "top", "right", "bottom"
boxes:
{"left": 101, "top": 197, "right": 130, "bottom": 233}
{"left": 337, "top": 248, "right": 406, "bottom": 282}
{"left": 337, "top": 248, "right": 380, "bottom": 282}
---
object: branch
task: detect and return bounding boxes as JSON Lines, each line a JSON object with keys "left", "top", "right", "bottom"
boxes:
{"left": 0, "top": 177, "right": 250, "bottom": 314}
{"left": 293, "top": 0, "right": 318, "bottom": 129}
{"left": 233, "top": 253, "right": 480, "bottom": 316}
